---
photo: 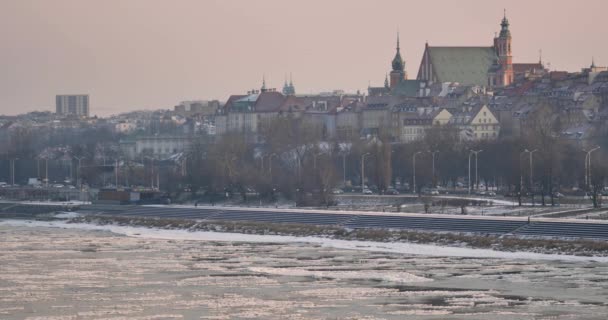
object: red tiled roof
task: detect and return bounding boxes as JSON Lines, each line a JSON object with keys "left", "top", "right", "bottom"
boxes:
{"left": 279, "top": 95, "right": 306, "bottom": 112}
{"left": 513, "top": 63, "right": 543, "bottom": 74}
{"left": 550, "top": 71, "right": 569, "bottom": 81}
{"left": 254, "top": 91, "right": 286, "bottom": 112}
{"left": 504, "top": 80, "right": 535, "bottom": 96}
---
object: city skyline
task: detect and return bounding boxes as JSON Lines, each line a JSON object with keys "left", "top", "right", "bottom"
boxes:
{"left": 1, "top": 0, "right": 606, "bottom": 116}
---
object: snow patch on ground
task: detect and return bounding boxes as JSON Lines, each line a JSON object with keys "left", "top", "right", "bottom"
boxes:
{"left": 2, "top": 219, "right": 607, "bottom": 263}
{"left": 53, "top": 212, "right": 82, "bottom": 219}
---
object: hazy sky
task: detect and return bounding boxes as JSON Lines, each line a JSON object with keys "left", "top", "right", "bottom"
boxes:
{"left": 1, "top": 0, "right": 606, "bottom": 116}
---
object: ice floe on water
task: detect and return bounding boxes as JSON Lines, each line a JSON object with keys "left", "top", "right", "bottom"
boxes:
{"left": 2, "top": 219, "right": 608, "bottom": 262}
{"left": 249, "top": 267, "right": 431, "bottom": 283}
{"left": 2, "top": 220, "right": 608, "bottom": 320}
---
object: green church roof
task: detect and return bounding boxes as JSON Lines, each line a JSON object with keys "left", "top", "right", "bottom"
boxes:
{"left": 427, "top": 46, "right": 497, "bottom": 86}
{"left": 391, "top": 79, "right": 422, "bottom": 96}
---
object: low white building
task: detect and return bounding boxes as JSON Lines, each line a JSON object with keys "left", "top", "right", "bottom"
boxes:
{"left": 114, "top": 121, "right": 138, "bottom": 133}
{"left": 120, "top": 135, "right": 194, "bottom": 159}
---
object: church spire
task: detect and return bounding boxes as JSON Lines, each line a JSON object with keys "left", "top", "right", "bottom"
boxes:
{"left": 397, "top": 31, "right": 400, "bottom": 51}
{"left": 282, "top": 73, "right": 295, "bottom": 95}
{"left": 261, "top": 74, "right": 267, "bottom": 91}
{"left": 384, "top": 73, "right": 389, "bottom": 89}
{"left": 591, "top": 56, "right": 596, "bottom": 68}
{"left": 282, "top": 74, "right": 289, "bottom": 94}
{"left": 289, "top": 73, "right": 295, "bottom": 95}
{"left": 391, "top": 32, "right": 404, "bottom": 72}
{"left": 500, "top": 9, "right": 511, "bottom": 38}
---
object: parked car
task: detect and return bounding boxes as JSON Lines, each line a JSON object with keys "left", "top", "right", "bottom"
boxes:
{"left": 331, "top": 188, "right": 344, "bottom": 194}
{"left": 385, "top": 188, "right": 400, "bottom": 195}
{"left": 362, "top": 188, "right": 373, "bottom": 195}
{"left": 422, "top": 188, "right": 439, "bottom": 195}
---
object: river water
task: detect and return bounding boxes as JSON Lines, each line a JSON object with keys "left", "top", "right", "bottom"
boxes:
{"left": 1, "top": 222, "right": 608, "bottom": 319}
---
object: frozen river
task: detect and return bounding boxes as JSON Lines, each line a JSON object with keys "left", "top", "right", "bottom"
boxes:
{"left": 2, "top": 221, "right": 608, "bottom": 319}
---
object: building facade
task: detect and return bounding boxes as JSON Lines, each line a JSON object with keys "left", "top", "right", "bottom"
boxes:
{"left": 450, "top": 105, "right": 501, "bottom": 140}
{"left": 120, "top": 135, "right": 194, "bottom": 160}
{"left": 56, "top": 94, "right": 90, "bottom": 117}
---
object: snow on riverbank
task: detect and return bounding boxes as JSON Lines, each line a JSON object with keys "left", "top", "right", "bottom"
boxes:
{"left": 2, "top": 219, "right": 608, "bottom": 263}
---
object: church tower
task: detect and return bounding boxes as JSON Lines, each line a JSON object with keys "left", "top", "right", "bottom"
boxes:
{"left": 493, "top": 10, "right": 514, "bottom": 86}
{"left": 282, "top": 73, "right": 296, "bottom": 95}
{"left": 261, "top": 75, "right": 268, "bottom": 92}
{"left": 390, "top": 33, "right": 407, "bottom": 89}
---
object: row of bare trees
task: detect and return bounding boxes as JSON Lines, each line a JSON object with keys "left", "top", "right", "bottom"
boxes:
{"left": 176, "top": 110, "right": 607, "bottom": 207}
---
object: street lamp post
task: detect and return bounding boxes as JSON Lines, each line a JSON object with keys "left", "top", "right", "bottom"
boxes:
{"left": 71, "top": 157, "right": 85, "bottom": 201}
{"left": 584, "top": 152, "right": 589, "bottom": 187}
{"left": 413, "top": 151, "right": 422, "bottom": 194}
{"left": 523, "top": 149, "right": 538, "bottom": 206}
{"left": 297, "top": 157, "right": 301, "bottom": 180}
{"left": 429, "top": 150, "right": 439, "bottom": 187}
{"left": 524, "top": 149, "right": 538, "bottom": 189}
{"left": 181, "top": 157, "right": 187, "bottom": 177}
{"left": 125, "top": 160, "right": 130, "bottom": 187}
{"left": 68, "top": 159, "right": 73, "bottom": 183}
{"left": 583, "top": 146, "right": 600, "bottom": 189}
{"left": 73, "top": 157, "right": 83, "bottom": 189}
{"left": 468, "top": 153, "right": 472, "bottom": 195}
{"left": 468, "top": 150, "right": 482, "bottom": 193}
{"left": 144, "top": 156, "right": 155, "bottom": 189}
{"left": 45, "top": 157, "right": 49, "bottom": 187}
{"left": 519, "top": 150, "right": 527, "bottom": 205}
{"left": 361, "top": 153, "right": 370, "bottom": 194}
{"left": 268, "top": 153, "right": 276, "bottom": 174}
{"left": 342, "top": 153, "right": 347, "bottom": 187}
{"left": 9, "top": 158, "right": 18, "bottom": 186}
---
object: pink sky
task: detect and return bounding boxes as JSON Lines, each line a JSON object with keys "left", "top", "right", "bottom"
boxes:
{"left": 0, "top": 0, "right": 605, "bottom": 116}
